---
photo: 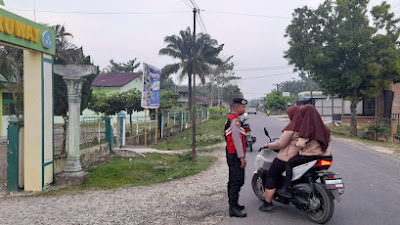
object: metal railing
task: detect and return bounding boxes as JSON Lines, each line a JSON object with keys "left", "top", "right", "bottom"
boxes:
{"left": 54, "top": 117, "right": 106, "bottom": 154}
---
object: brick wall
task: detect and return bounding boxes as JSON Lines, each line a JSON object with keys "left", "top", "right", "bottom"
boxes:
{"left": 391, "top": 83, "right": 400, "bottom": 114}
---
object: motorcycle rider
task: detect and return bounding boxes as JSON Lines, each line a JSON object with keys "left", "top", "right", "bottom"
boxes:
{"left": 225, "top": 98, "right": 248, "bottom": 217}
{"left": 281, "top": 104, "right": 332, "bottom": 198}
{"left": 259, "top": 105, "right": 303, "bottom": 212}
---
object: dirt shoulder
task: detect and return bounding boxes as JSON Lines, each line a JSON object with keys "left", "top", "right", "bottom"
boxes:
{"left": 0, "top": 144, "right": 228, "bottom": 225}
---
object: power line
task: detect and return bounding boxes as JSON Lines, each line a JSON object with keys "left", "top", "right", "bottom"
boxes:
{"left": 198, "top": 11, "right": 208, "bottom": 33}
{"left": 234, "top": 65, "right": 292, "bottom": 72}
{"left": 181, "top": 0, "right": 192, "bottom": 9}
{"left": 205, "top": 10, "right": 291, "bottom": 19}
{"left": 195, "top": 16, "right": 205, "bottom": 33}
{"left": 6, "top": 8, "right": 189, "bottom": 15}
{"left": 240, "top": 72, "right": 295, "bottom": 80}
{"left": 392, "top": 2, "right": 400, "bottom": 10}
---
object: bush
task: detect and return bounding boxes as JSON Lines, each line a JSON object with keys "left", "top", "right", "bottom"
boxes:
{"left": 196, "top": 133, "right": 224, "bottom": 144}
{"left": 209, "top": 107, "right": 229, "bottom": 120}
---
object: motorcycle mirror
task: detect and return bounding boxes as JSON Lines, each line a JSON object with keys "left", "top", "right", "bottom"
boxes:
{"left": 264, "top": 127, "right": 269, "bottom": 136}
{"left": 264, "top": 127, "right": 272, "bottom": 142}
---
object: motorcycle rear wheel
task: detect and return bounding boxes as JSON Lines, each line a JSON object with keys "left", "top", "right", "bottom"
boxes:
{"left": 251, "top": 173, "right": 265, "bottom": 201}
{"left": 306, "top": 183, "right": 334, "bottom": 224}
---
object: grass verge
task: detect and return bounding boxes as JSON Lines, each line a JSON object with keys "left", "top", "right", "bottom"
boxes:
{"left": 151, "top": 118, "right": 226, "bottom": 150}
{"left": 329, "top": 124, "right": 400, "bottom": 150}
{"left": 38, "top": 153, "right": 217, "bottom": 196}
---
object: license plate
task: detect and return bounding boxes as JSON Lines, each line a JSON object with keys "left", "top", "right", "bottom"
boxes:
{"left": 325, "top": 179, "right": 343, "bottom": 185}
{"left": 325, "top": 178, "right": 344, "bottom": 192}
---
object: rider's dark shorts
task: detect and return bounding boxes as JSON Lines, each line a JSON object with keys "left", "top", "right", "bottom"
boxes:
{"left": 265, "top": 158, "right": 286, "bottom": 190}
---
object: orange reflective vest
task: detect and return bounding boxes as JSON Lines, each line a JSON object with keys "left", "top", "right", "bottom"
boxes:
{"left": 225, "top": 113, "right": 246, "bottom": 155}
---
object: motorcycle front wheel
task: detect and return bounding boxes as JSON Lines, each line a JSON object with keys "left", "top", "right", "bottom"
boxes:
{"left": 306, "top": 183, "right": 334, "bottom": 224}
{"left": 251, "top": 173, "right": 265, "bottom": 201}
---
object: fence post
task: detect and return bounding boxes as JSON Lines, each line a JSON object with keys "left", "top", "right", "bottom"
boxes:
{"left": 167, "top": 112, "right": 170, "bottom": 128}
{"left": 179, "top": 111, "right": 183, "bottom": 131}
{"left": 105, "top": 116, "right": 113, "bottom": 152}
{"left": 158, "top": 110, "right": 163, "bottom": 138}
{"left": 117, "top": 111, "right": 126, "bottom": 147}
{"left": 136, "top": 115, "right": 139, "bottom": 135}
{"left": 98, "top": 118, "right": 101, "bottom": 144}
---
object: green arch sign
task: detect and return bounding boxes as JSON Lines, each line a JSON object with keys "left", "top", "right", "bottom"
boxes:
{"left": 0, "top": 8, "right": 55, "bottom": 55}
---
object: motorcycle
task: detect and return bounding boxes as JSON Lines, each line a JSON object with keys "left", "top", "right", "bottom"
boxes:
{"left": 251, "top": 128, "right": 344, "bottom": 224}
{"left": 241, "top": 116, "right": 256, "bottom": 152}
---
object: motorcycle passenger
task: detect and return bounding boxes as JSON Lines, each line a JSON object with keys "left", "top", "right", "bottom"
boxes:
{"left": 259, "top": 105, "right": 303, "bottom": 212}
{"left": 281, "top": 104, "right": 332, "bottom": 198}
{"left": 225, "top": 98, "right": 248, "bottom": 218}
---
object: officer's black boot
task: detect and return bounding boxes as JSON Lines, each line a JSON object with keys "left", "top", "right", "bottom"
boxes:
{"left": 238, "top": 204, "right": 245, "bottom": 210}
{"left": 229, "top": 206, "right": 247, "bottom": 218}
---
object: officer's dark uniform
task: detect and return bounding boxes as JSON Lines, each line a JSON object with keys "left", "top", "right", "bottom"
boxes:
{"left": 225, "top": 98, "right": 247, "bottom": 217}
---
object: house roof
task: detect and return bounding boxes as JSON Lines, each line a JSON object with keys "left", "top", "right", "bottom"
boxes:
{"left": 92, "top": 72, "right": 142, "bottom": 87}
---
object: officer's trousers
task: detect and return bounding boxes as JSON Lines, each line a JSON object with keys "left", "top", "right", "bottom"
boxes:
{"left": 226, "top": 154, "right": 244, "bottom": 208}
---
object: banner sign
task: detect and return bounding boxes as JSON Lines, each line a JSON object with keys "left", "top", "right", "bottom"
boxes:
{"left": 141, "top": 63, "right": 160, "bottom": 108}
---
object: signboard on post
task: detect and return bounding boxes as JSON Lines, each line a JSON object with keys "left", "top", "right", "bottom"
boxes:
{"left": 283, "top": 91, "right": 290, "bottom": 97}
{"left": 141, "top": 63, "right": 160, "bottom": 109}
{"left": 141, "top": 63, "right": 160, "bottom": 146}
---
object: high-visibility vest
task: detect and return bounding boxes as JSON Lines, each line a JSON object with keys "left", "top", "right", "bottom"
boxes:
{"left": 225, "top": 113, "right": 246, "bottom": 155}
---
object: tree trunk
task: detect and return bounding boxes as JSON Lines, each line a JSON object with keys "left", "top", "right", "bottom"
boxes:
{"left": 350, "top": 99, "right": 358, "bottom": 137}
{"left": 192, "top": 75, "right": 197, "bottom": 162}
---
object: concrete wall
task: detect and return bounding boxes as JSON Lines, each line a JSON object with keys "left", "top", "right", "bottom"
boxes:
{"left": 341, "top": 116, "right": 377, "bottom": 125}
{"left": 54, "top": 143, "right": 110, "bottom": 174}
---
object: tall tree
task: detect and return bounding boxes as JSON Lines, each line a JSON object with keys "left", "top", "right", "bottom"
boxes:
{"left": 120, "top": 88, "right": 142, "bottom": 136}
{"left": 103, "top": 59, "right": 140, "bottom": 73}
{"left": 208, "top": 56, "right": 238, "bottom": 106}
{"left": 285, "top": 0, "right": 400, "bottom": 136}
{"left": 159, "top": 27, "right": 223, "bottom": 110}
{"left": 52, "top": 24, "right": 98, "bottom": 152}
{"left": 0, "top": 46, "right": 23, "bottom": 117}
{"left": 279, "top": 76, "right": 320, "bottom": 96}
{"left": 265, "top": 90, "right": 287, "bottom": 111}
{"left": 159, "top": 27, "right": 223, "bottom": 161}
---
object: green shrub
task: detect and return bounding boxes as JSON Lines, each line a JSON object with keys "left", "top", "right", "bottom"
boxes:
{"left": 209, "top": 107, "right": 229, "bottom": 120}
{"left": 196, "top": 133, "right": 224, "bottom": 144}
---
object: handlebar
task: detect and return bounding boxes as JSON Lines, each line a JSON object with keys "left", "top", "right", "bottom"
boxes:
{"left": 258, "top": 147, "right": 280, "bottom": 153}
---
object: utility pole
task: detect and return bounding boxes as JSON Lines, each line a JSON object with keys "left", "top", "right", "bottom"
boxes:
{"left": 191, "top": 7, "right": 197, "bottom": 162}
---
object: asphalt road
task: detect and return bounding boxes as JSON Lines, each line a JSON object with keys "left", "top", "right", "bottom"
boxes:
{"left": 220, "top": 113, "right": 400, "bottom": 225}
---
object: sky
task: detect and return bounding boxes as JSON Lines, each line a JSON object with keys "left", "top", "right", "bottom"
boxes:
{"left": 0, "top": 0, "right": 397, "bottom": 100}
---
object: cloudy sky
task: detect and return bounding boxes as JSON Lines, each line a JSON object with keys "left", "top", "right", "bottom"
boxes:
{"left": 0, "top": 0, "right": 396, "bottom": 99}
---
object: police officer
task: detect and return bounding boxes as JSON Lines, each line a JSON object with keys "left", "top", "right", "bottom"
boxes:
{"left": 225, "top": 98, "right": 247, "bottom": 218}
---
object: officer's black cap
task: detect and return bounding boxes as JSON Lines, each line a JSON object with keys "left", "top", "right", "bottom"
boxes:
{"left": 232, "top": 98, "right": 247, "bottom": 105}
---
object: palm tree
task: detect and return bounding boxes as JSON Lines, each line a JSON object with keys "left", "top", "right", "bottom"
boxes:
{"left": 209, "top": 56, "right": 238, "bottom": 107}
{"left": 159, "top": 27, "right": 223, "bottom": 110}
{"left": 159, "top": 27, "right": 223, "bottom": 161}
